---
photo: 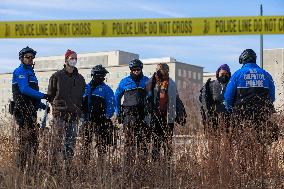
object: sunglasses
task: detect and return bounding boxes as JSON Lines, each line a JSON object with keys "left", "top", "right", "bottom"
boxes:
{"left": 131, "top": 68, "right": 141, "bottom": 72}
{"left": 24, "top": 55, "right": 35, "bottom": 59}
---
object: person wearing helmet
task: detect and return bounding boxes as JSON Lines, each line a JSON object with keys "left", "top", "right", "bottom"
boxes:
{"left": 12, "top": 46, "right": 50, "bottom": 173}
{"left": 224, "top": 49, "right": 278, "bottom": 144}
{"left": 114, "top": 59, "right": 149, "bottom": 170}
{"left": 81, "top": 65, "right": 115, "bottom": 165}
{"left": 199, "top": 64, "right": 231, "bottom": 132}
{"left": 47, "top": 49, "right": 86, "bottom": 178}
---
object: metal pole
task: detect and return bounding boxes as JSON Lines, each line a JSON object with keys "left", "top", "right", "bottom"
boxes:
{"left": 260, "top": 4, "right": 263, "bottom": 68}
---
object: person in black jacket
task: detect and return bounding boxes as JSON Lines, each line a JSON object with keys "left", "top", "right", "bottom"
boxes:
{"left": 199, "top": 64, "right": 231, "bottom": 132}
{"left": 81, "top": 65, "right": 115, "bottom": 165}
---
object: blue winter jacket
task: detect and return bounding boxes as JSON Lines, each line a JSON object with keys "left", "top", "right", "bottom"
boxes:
{"left": 84, "top": 82, "right": 115, "bottom": 119}
{"left": 224, "top": 63, "right": 275, "bottom": 111}
{"left": 115, "top": 75, "right": 149, "bottom": 114}
{"left": 12, "top": 63, "right": 45, "bottom": 110}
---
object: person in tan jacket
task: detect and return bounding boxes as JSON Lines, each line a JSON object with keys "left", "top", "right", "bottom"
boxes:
{"left": 47, "top": 49, "right": 85, "bottom": 178}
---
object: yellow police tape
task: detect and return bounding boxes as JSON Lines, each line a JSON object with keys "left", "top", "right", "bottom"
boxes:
{"left": 0, "top": 16, "right": 284, "bottom": 38}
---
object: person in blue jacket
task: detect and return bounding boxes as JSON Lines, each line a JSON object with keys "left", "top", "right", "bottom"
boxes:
{"left": 114, "top": 59, "right": 149, "bottom": 167}
{"left": 224, "top": 49, "right": 278, "bottom": 143}
{"left": 81, "top": 65, "right": 115, "bottom": 164}
{"left": 12, "top": 46, "right": 51, "bottom": 172}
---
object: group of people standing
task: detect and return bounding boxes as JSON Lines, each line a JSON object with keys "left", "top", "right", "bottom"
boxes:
{"left": 11, "top": 46, "right": 279, "bottom": 182}
{"left": 200, "top": 49, "right": 279, "bottom": 143}
{"left": 11, "top": 47, "right": 184, "bottom": 179}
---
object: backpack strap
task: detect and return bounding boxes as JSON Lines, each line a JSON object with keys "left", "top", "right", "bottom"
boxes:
{"left": 86, "top": 84, "right": 92, "bottom": 113}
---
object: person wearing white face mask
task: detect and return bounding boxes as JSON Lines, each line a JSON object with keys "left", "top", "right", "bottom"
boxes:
{"left": 47, "top": 49, "right": 86, "bottom": 181}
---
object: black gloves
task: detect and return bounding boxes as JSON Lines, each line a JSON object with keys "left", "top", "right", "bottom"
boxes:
{"left": 43, "top": 94, "right": 52, "bottom": 102}
{"left": 117, "top": 114, "right": 123, "bottom": 124}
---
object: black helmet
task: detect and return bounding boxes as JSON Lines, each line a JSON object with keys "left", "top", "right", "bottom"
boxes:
{"left": 91, "top": 64, "right": 109, "bottom": 77}
{"left": 239, "top": 49, "right": 257, "bottom": 64}
{"left": 129, "top": 59, "right": 143, "bottom": 69}
{"left": 19, "top": 46, "right": 37, "bottom": 60}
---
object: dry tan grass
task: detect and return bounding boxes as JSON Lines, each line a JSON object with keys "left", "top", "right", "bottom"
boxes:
{"left": 0, "top": 117, "right": 283, "bottom": 188}
{"left": 0, "top": 88, "right": 283, "bottom": 188}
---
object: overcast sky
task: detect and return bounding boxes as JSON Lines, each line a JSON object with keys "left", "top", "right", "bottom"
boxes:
{"left": 1, "top": 0, "right": 284, "bottom": 73}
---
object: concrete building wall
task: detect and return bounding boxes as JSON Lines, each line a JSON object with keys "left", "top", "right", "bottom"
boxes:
{"left": 264, "top": 48, "right": 284, "bottom": 110}
{"left": 0, "top": 73, "right": 13, "bottom": 113}
{"left": 34, "top": 50, "right": 138, "bottom": 71}
{"left": 175, "top": 62, "right": 203, "bottom": 98}
{"left": 203, "top": 72, "right": 216, "bottom": 84}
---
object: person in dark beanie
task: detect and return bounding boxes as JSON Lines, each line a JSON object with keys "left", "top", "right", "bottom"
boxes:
{"left": 47, "top": 49, "right": 85, "bottom": 180}
{"left": 145, "top": 63, "right": 178, "bottom": 161}
{"left": 199, "top": 64, "right": 231, "bottom": 132}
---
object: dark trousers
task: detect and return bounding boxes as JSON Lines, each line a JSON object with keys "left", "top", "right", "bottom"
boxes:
{"left": 82, "top": 119, "right": 112, "bottom": 164}
{"left": 49, "top": 117, "right": 77, "bottom": 180}
{"left": 232, "top": 102, "right": 279, "bottom": 145}
{"left": 123, "top": 107, "right": 148, "bottom": 165}
{"left": 203, "top": 112, "right": 230, "bottom": 137}
{"left": 152, "top": 114, "right": 174, "bottom": 161}
{"left": 14, "top": 112, "right": 38, "bottom": 173}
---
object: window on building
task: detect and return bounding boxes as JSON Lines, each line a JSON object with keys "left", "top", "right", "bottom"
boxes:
{"left": 198, "top": 73, "right": 201, "bottom": 80}
{"left": 193, "top": 72, "right": 197, "bottom": 79}
{"left": 183, "top": 81, "right": 187, "bottom": 89}
{"left": 187, "top": 81, "right": 191, "bottom": 88}
{"left": 178, "top": 69, "right": 182, "bottom": 77}
{"left": 177, "top": 80, "right": 181, "bottom": 88}
{"left": 188, "top": 71, "right": 192, "bottom": 79}
{"left": 183, "top": 70, "right": 187, "bottom": 77}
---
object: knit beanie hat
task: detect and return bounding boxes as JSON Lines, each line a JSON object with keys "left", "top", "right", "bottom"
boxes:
{"left": 65, "top": 49, "right": 76, "bottom": 59}
{"left": 216, "top": 64, "right": 231, "bottom": 78}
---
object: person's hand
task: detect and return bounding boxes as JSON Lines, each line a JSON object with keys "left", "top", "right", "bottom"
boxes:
{"left": 43, "top": 94, "right": 52, "bottom": 102}
{"left": 111, "top": 113, "right": 117, "bottom": 123}
{"left": 112, "top": 113, "right": 122, "bottom": 124}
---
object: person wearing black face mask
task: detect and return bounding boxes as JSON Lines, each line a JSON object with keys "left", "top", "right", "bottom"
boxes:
{"left": 199, "top": 64, "right": 231, "bottom": 132}
{"left": 81, "top": 65, "right": 115, "bottom": 166}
